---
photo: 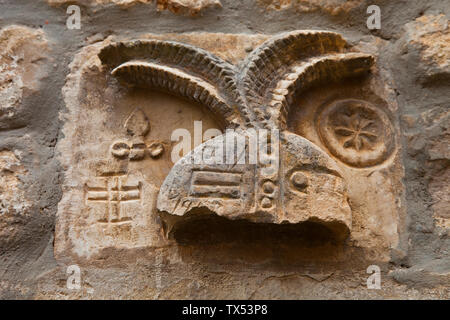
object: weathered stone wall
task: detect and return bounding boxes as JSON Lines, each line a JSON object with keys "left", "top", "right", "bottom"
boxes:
{"left": 0, "top": 0, "right": 448, "bottom": 299}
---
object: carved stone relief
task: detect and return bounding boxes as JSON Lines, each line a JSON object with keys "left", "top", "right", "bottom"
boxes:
{"left": 157, "top": 132, "right": 352, "bottom": 241}
{"left": 56, "top": 31, "right": 403, "bottom": 262}
{"left": 111, "top": 108, "right": 165, "bottom": 160}
{"left": 317, "top": 99, "right": 395, "bottom": 168}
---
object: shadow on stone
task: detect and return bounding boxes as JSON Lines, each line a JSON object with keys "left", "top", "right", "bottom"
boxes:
{"left": 171, "top": 213, "right": 341, "bottom": 247}
{"left": 160, "top": 209, "right": 354, "bottom": 266}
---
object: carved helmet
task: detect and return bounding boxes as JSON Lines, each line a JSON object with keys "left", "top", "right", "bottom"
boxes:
{"left": 99, "top": 31, "right": 377, "bottom": 241}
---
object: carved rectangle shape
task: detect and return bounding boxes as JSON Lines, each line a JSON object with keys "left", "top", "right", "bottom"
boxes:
{"left": 190, "top": 185, "right": 241, "bottom": 198}
{"left": 191, "top": 171, "right": 242, "bottom": 186}
{"left": 189, "top": 170, "right": 242, "bottom": 198}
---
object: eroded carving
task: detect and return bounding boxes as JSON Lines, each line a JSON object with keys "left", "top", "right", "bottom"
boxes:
{"left": 96, "top": 30, "right": 385, "bottom": 241}
{"left": 111, "top": 108, "right": 165, "bottom": 161}
{"left": 99, "top": 31, "right": 374, "bottom": 130}
{"left": 157, "top": 132, "right": 352, "bottom": 240}
{"left": 290, "top": 171, "right": 308, "bottom": 193}
{"left": 125, "top": 108, "right": 150, "bottom": 137}
{"left": 317, "top": 99, "right": 395, "bottom": 167}
{"left": 189, "top": 170, "right": 243, "bottom": 198}
{"left": 85, "top": 173, "right": 142, "bottom": 225}
{"left": 148, "top": 142, "right": 165, "bottom": 158}
{"left": 56, "top": 31, "right": 401, "bottom": 260}
{"left": 99, "top": 41, "right": 244, "bottom": 128}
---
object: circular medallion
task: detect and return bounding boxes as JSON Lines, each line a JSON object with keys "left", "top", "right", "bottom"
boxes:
{"left": 317, "top": 99, "right": 395, "bottom": 167}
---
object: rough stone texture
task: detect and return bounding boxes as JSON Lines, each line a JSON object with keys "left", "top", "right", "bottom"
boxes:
{"left": 0, "top": 0, "right": 449, "bottom": 299}
{"left": 156, "top": 0, "right": 222, "bottom": 15}
{"left": 47, "top": 0, "right": 222, "bottom": 15}
{"left": 0, "top": 25, "right": 49, "bottom": 129}
{"left": 0, "top": 150, "right": 31, "bottom": 245}
{"left": 404, "top": 14, "right": 450, "bottom": 83}
{"left": 429, "top": 166, "right": 450, "bottom": 229}
{"left": 402, "top": 106, "right": 450, "bottom": 231}
{"left": 258, "top": 0, "right": 363, "bottom": 16}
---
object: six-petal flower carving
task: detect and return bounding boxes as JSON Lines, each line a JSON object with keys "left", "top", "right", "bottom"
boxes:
{"left": 333, "top": 111, "right": 379, "bottom": 151}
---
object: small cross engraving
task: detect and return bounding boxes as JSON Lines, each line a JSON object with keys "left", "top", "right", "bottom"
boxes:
{"left": 85, "top": 174, "right": 141, "bottom": 225}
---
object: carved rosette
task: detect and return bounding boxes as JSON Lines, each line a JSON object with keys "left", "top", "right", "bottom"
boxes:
{"left": 317, "top": 99, "right": 395, "bottom": 168}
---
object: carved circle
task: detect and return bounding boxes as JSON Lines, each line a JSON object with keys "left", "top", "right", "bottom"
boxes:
{"left": 111, "top": 141, "right": 130, "bottom": 159}
{"left": 262, "top": 180, "right": 275, "bottom": 194}
{"left": 148, "top": 142, "right": 164, "bottom": 159}
{"left": 261, "top": 197, "right": 273, "bottom": 209}
{"left": 317, "top": 99, "right": 395, "bottom": 168}
{"left": 129, "top": 142, "right": 146, "bottom": 161}
{"left": 291, "top": 171, "right": 308, "bottom": 192}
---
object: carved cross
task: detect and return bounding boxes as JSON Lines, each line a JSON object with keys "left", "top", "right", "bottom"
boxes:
{"left": 85, "top": 174, "right": 141, "bottom": 225}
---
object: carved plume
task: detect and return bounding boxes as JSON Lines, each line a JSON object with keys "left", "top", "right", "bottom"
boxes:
{"left": 269, "top": 53, "right": 374, "bottom": 128}
{"left": 99, "top": 40, "right": 247, "bottom": 127}
{"left": 239, "top": 30, "right": 374, "bottom": 129}
{"left": 99, "top": 32, "right": 374, "bottom": 130}
{"left": 112, "top": 61, "right": 233, "bottom": 126}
